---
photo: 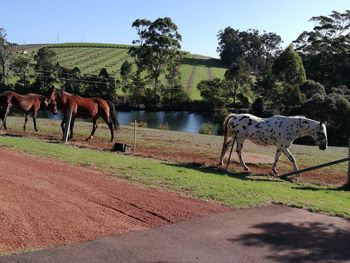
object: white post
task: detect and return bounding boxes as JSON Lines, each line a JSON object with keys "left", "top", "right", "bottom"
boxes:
{"left": 133, "top": 120, "right": 137, "bottom": 154}
{"left": 63, "top": 107, "right": 72, "bottom": 143}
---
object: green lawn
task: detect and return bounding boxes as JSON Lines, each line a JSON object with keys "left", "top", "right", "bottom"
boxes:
{"left": 0, "top": 125, "right": 349, "bottom": 218}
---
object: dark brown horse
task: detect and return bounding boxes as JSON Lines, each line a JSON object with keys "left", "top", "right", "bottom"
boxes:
{"left": 46, "top": 86, "right": 119, "bottom": 142}
{"left": 0, "top": 91, "right": 51, "bottom": 131}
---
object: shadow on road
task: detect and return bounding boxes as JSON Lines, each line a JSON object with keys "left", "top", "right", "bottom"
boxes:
{"left": 229, "top": 221, "right": 350, "bottom": 262}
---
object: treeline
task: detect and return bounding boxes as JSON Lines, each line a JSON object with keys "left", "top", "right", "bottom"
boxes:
{"left": 198, "top": 10, "right": 350, "bottom": 146}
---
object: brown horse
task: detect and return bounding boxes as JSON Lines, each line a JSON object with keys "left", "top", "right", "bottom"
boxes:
{"left": 0, "top": 91, "right": 52, "bottom": 131}
{"left": 46, "top": 86, "right": 119, "bottom": 142}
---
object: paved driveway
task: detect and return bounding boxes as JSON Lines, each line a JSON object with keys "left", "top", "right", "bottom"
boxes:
{"left": 1, "top": 205, "right": 349, "bottom": 263}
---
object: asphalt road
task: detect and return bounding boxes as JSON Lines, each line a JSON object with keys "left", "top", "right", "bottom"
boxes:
{"left": 1, "top": 205, "right": 349, "bottom": 263}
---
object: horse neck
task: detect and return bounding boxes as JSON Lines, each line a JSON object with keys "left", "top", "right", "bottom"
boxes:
{"left": 57, "top": 91, "right": 68, "bottom": 105}
{"left": 294, "top": 117, "right": 318, "bottom": 138}
{"left": 37, "top": 95, "right": 46, "bottom": 105}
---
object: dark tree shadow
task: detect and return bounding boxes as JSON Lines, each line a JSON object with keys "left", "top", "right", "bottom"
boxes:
{"left": 292, "top": 185, "right": 348, "bottom": 192}
{"left": 180, "top": 57, "right": 226, "bottom": 68}
{"left": 164, "top": 162, "right": 284, "bottom": 183}
{"left": 229, "top": 221, "right": 350, "bottom": 262}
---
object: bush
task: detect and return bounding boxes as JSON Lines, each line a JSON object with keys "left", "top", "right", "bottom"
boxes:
{"left": 199, "top": 122, "right": 217, "bottom": 135}
{"left": 129, "top": 121, "right": 148, "bottom": 128}
{"left": 159, "top": 122, "right": 170, "bottom": 130}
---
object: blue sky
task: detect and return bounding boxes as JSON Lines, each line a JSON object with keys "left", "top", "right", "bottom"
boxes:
{"left": 2, "top": 0, "right": 349, "bottom": 58}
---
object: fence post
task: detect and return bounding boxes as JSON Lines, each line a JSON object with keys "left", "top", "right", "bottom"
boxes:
{"left": 63, "top": 107, "right": 72, "bottom": 143}
{"left": 133, "top": 120, "right": 137, "bottom": 155}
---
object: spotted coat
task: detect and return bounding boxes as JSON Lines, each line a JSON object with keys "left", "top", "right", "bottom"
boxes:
{"left": 219, "top": 113, "right": 328, "bottom": 175}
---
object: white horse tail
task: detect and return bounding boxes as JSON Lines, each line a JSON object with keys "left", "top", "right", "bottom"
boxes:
{"left": 223, "top": 113, "right": 236, "bottom": 137}
{"left": 219, "top": 113, "right": 236, "bottom": 166}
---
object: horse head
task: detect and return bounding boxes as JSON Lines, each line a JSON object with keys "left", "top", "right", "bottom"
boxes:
{"left": 312, "top": 121, "right": 328, "bottom": 150}
{"left": 45, "top": 86, "right": 58, "bottom": 115}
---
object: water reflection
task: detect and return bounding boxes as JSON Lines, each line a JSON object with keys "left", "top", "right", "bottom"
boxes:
{"left": 39, "top": 110, "right": 214, "bottom": 134}
{"left": 117, "top": 111, "right": 213, "bottom": 133}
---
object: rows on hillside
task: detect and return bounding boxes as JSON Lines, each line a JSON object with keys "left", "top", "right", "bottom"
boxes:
{"left": 26, "top": 44, "right": 227, "bottom": 100}
{"left": 52, "top": 47, "right": 131, "bottom": 76}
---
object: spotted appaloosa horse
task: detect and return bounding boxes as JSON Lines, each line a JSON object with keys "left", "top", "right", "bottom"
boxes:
{"left": 0, "top": 91, "right": 52, "bottom": 131}
{"left": 219, "top": 113, "right": 328, "bottom": 175}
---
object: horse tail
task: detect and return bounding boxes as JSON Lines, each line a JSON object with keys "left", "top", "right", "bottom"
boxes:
{"left": 108, "top": 100, "right": 120, "bottom": 132}
{"left": 219, "top": 113, "right": 236, "bottom": 166}
{"left": 223, "top": 113, "right": 236, "bottom": 138}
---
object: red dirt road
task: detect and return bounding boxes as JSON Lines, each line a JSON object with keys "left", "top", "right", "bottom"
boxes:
{"left": 0, "top": 147, "right": 230, "bottom": 253}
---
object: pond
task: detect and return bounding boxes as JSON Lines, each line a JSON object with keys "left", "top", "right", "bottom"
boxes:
{"left": 39, "top": 110, "right": 216, "bottom": 134}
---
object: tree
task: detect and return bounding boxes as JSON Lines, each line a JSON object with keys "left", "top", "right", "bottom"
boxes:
{"left": 272, "top": 45, "right": 306, "bottom": 86}
{"left": 57, "top": 65, "right": 82, "bottom": 94}
{"left": 217, "top": 27, "right": 282, "bottom": 73}
{"left": 10, "top": 54, "right": 31, "bottom": 93}
{"left": 84, "top": 68, "right": 116, "bottom": 101}
{"left": 299, "top": 80, "right": 326, "bottom": 99}
{"left": 223, "top": 59, "right": 253, "bottom": 105}
{"left": 0, "top": 28, "right": 13, "bottom": 84}
{"left": 32, "top": 47, "right": 57, "bottom": 93}
{"left": 120, "top": 60, "right": 132, "bottom": 82}
{"left": 119, "top": 60, "right": 133, "bottom": 93}
{"left": 281, "top": 83, "right": 305, "bottom": 114}
{"left": 217, "top": 27, "right": 242, "bottom": 66}
{"left": 260, "top": 32, "right": 283, "bottom": 73}
{"left": 293, "top": 10, "right": 350, "bottom": 88}
{"left": 129, "top": 17, "right": 182, "bottom": 88}
{"left": 197, "top": 78, "right": 225, "bottom": 108}
{"left": 302, "top": 91, "right": 350, "bottom": 145}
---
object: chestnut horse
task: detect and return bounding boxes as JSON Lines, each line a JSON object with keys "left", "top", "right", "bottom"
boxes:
{"left": 0, "top": 91, "right": 51, "bottom": 131}
{"left": 46, "top": 86, "right": 119, "bottom": 142}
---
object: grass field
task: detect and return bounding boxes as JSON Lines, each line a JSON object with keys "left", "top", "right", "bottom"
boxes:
{"left": 0, "top": 116, "right": 349, "bottom": 218}
{"left": 17, "top": 43, "right": 227, "bottom": 100}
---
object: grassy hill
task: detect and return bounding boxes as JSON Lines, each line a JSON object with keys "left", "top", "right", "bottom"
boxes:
{"left": 20, "top": 43, "right": 227, "bottom": 100}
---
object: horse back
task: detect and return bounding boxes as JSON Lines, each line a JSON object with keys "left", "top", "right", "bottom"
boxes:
{"left": 68, "top": 96, "right": 107, "bottom": 117}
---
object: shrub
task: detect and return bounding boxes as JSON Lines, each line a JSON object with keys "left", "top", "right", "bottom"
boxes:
{"left": 159, "top": 122, "right": 170, "bottom": 130}
{"left": 129, "top": 121, "right": 148, "bottom": 128}
{"left": 199, "top": 122, "right": 217, "bottom": 135}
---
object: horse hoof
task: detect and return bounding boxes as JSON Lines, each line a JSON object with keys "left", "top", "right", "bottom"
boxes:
{"left": 270, "top": 171, "right": 279, "bottom": 177}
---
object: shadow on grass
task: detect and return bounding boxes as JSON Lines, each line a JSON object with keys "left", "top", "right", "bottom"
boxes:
{"left": 0, "top": 133, "right": 23, "bottom": 138}
{"left": 165, "top": 162, "right": 284, "bottom": 183}
{"left": 292, "top": 184, "right": 350, "bottom": 192}
{"left": 229, "top": 221, "right": 350, "bottom": 262}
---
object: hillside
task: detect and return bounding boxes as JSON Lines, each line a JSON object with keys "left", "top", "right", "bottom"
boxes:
{"left": 18, "top": 43, "right": 227, "bottom": 100}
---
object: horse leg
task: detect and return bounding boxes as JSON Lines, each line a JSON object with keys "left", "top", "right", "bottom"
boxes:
{"left": 60, "top": 115, "right": 67, "bottom": 140}
{"left": 219, "top": 134, "right": 236, "bottom": 167}
{"left": 271, "top": 149, "right": 282, "bottom": 175}
{"left": 87, "top": 118, "right": 98, "bottom": 140}
{"left": 281, "top": 147, "right": 299, "bottom": 172}
{"left": 23, "top": 112, "right": 29, "bottom": 131}
{"left": 0, "top": 106, "right": 4, "bottom": 129}
{"left": 69, "top": 117, "right": 75, "bottom": 140}
{"left": 32, "top": 112, "right": 38, "bottom": 132}
{"left": 3, "top": 104, "right": 11, "bottom": 130}
{"left": 236, "top": 138, "right": 250, "bottom": 172}
{"left": 100, "top": 111, "right": 114, "bottom": 142}
{"left": 219, "top": 133, "right": 234, "bottom": 166}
